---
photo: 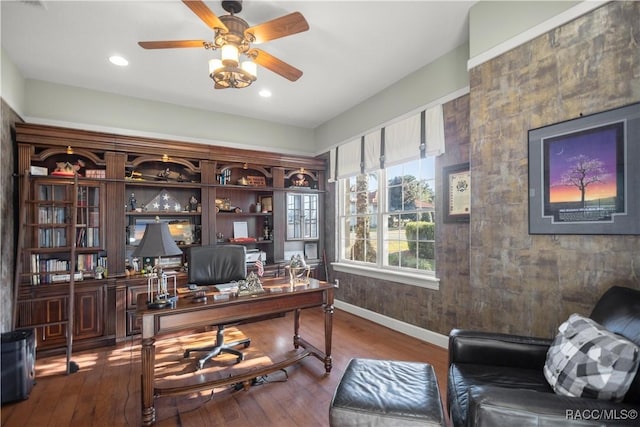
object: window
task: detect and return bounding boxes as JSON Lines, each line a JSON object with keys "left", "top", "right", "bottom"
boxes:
{"left": 338, "top": 157, "right": 436, "bottom": 276}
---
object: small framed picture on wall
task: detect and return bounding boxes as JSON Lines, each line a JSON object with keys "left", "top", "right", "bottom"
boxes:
{"left": 443, "top": 163, "right": 470, "bottom": 223}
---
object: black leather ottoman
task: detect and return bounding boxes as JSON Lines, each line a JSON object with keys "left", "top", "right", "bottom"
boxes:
{"left": 330, "top": 358, "right": 445, "bottom": 426}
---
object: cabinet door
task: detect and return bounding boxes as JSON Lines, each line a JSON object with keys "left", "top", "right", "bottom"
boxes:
{"left": 41, "top": 297, "right": 68, "bottom": 348}
{"left": 286, "top": 193, "right": 318, "bottom": 240}
{"left": 74, "top": 286, "right": 104, "bottom": 340}
{"left": 17, "top": 296, "right": 68, "bottom": 350}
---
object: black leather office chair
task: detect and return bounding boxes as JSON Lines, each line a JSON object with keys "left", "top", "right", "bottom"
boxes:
{"left": 183, "top": 245, "right": 251, "bottom": 370}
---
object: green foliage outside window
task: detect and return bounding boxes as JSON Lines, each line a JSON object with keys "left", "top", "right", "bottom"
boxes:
{"left": 404, "top": 221, "right": 435, "bottom": 259}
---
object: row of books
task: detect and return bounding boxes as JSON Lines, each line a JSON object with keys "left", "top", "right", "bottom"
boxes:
{"left": 37, "top": 185, "right": 66, "bottom": 202}
{"left": 39, "top": 228, "right": 67, "bottom": 248}
{"left": 77, "top": 254, "right": 107, "bottom": 273}
{"left": 29, "top": 254, "right": 107, "bottom": 285}
{"left": 37, "top": 207, "right": 99, "bottom": 226}
{"left": 38, "top": 226, "right": 101, "bottom": 248}
{"left": 76, "top": 208, "right": 100, "bottom": 227}
{"left": 38, "top": 207, "right": 67, "bottom": 224}
{"left": 76, "top": 227, "right": 100, "bottom": 247}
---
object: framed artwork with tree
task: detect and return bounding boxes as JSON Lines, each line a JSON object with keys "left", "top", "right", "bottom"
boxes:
{"left": 528, "top": 102, "right": 640, "bottom": 234}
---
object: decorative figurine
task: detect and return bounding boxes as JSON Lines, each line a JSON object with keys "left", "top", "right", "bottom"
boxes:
{"left": 129, "top": 193, "right": 137, "bottom": 211}
{"left": 292, "top": 173, "right": 308, "bottom": 187}
{"left": 157, "top": 167, "right": 171, "bottom": 180}
{"left": 51, "top": 159, "right": 85, "bottom": 176}
{"left": 238, "top": 272, "right": 265, "bottom": 296}
{"left": 188, "top": 196, "right": 198, "bottom": 212}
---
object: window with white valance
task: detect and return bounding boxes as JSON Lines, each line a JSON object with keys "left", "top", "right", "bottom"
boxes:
{"left": 332, "top": 104, "right": 443, "bottom": 284}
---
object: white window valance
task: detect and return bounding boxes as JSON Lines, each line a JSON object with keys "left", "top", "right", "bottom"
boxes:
{"left": 331, "top": 103, "right": 445, "bottom": 179}
{"left": 425, "top": 104, "right": 445, "bottom": 157}
{"left": 363, "top": 130, "right": 381, "bottom": 173}
{"left": 336, "top": 138, "right": 361, "bottom": 179}
{"left": 384, "top": 113, "right": 422, "bottom": 167}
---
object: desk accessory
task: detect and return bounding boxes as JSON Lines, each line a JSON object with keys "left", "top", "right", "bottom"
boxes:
{"left": 133, "top": 219, "right": 183, "bottom": 309}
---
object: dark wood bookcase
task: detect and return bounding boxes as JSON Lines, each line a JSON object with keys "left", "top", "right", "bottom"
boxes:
{"left": 15, "top": 123, "right": 325, "bottom": 353}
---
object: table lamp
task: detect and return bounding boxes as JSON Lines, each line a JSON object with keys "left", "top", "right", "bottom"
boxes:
{"left": 132, "top": 219, "right": 183, "bottom": 308}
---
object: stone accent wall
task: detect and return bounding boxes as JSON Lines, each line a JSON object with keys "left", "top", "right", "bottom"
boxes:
{"left": 1, "top": 99, "right": 23, "bottom": 333}
{"left": 328, "top": 1, "right": 639, "bottom": 340}
{"left": 468, "top": 1, "right": 640, "bottom": 337}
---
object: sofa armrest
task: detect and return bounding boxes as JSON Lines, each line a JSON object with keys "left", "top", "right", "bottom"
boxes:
{"left": 449, "top": 329, "right": 552, "bottom": 369}
{"left": 469, "top": 387, "right": 640, "bottom": 426}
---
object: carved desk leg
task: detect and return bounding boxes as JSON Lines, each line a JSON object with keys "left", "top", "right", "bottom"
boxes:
{"left": 141, "top": 337, "right": 156, "bottom": 426}
{"left": 323, "top": 301, "right": 334, "bottom": 373}
{"left": 293, "top": 308, "right": 301, "bottom": 349}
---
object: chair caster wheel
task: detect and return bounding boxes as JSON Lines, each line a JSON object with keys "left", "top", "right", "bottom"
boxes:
{"left": 236, "top": 356, "right": 243, "bottom": 364}
{"left": 184, "top": 351, "right": 191, "bottom": 358}
{"left": 243, "top": 341, "right": 251, "bottom": 348}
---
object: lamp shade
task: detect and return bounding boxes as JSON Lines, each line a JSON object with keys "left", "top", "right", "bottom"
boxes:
{"left": 132, "top": 222, "right": 183, "bottom": 258}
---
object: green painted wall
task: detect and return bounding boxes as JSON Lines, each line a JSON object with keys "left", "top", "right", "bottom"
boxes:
{"left": 469, "top": 1, "right": 579, "bottom": 57}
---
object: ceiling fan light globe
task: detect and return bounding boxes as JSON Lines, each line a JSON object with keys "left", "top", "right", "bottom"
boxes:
{"left": 241, "top": 60, "right": 257, "bottom": 77}
{"left": 208, "top": 58, "right": 223, "bottom": 75}
{"left": 221, "top": 44, "right": 239, "bottom": 67}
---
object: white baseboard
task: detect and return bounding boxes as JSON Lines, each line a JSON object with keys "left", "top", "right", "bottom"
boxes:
{"left": 334, "top": 299, "right": 449, "bottom": 349}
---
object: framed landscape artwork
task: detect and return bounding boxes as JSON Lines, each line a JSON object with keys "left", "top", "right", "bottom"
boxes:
{"left": 528, "top": 102, "right": 640, "bottom": 234}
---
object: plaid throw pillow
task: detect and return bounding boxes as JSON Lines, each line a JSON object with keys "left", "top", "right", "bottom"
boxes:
{"left": 544, "top": 313, "right": 640, "bottom": 402}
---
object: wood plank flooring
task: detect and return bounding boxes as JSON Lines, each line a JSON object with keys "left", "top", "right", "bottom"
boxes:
{"left": 1, "top": 308, "right": 450, "bottom": 427}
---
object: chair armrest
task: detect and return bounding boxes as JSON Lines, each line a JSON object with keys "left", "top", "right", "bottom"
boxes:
{"left": 448, "top": 329, "right": 552, "bottom": 369}
{"left": 469, "top": 387, "right": 640, "bottom": 426}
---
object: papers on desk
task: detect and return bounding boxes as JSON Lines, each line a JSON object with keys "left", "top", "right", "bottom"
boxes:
{"left": 213, "top": 293, "right": 230, "bottom": 301}
{"left": 178, "top": 282, "right": 238, "bottom": 298}
{"left": 215, "top": 282, "right": 239, "bottom": 292}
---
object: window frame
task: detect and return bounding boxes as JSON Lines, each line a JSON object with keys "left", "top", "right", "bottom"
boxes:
{"left": 334, "top": 158, "right": 440, "bottom": 290}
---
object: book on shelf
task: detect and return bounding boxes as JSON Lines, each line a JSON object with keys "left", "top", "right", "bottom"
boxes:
{"left": 30, "top": 254, "right": 39, "bottom": 285}
{"left": 88, "top": 211, "right": 99, "bottom": 227}
{"left": 50, "top": 272, "right": 83, "bottom": 283}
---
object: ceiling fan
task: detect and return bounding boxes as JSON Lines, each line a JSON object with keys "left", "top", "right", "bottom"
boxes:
{"left": 138, "top": 0, "right": 309, "bottom": 89}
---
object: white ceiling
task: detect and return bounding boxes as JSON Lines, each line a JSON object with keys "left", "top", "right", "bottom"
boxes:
{"left": 1, "top": 0, "right": 474, "bottom": 129}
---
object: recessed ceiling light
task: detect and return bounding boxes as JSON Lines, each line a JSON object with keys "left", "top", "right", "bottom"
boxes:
{"left": 109, "top": 55, "right": 129, "bottom": 66}
{"left": 259, "top": 89, "right": 272, "bottom": 98}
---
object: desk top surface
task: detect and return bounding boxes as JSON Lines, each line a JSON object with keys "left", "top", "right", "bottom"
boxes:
{"left": 136, "top": 277, "right": 334, "bottom": 316}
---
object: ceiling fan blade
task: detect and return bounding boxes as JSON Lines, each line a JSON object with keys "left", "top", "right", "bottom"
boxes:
{"left": 245, "top": 12, "right": 309, "bottom": 44}
{"left": 248, "top": 48, "right": 303, "bottom": 82}
{"left": 182, "top": 0, "right": 228, "bottom": 32}
{"left": 138, "top": 40, "right": 206, "bottom": 49}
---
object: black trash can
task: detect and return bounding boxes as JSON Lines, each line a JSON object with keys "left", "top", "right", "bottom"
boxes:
{"left": 1, "top": 328, "right": 36, "bottom": 404}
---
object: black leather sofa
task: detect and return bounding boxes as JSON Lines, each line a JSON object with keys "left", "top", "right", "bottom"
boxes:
{"left": 447, "top": 286, "right": 640, "bottom": 426}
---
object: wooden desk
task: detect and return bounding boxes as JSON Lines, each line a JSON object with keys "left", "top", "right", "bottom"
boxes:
{"left": 137, "top": 278, "right": 335, "bottom": 426}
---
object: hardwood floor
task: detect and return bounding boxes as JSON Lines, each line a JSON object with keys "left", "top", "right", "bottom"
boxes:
{"left": 1, "top": 308, "right": 450, "bottom": 427}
